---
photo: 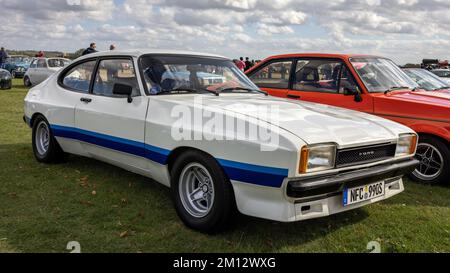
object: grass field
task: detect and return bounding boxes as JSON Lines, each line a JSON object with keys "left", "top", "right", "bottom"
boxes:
{"left": 0, "top": 79, "right": 449, "bottom": 253}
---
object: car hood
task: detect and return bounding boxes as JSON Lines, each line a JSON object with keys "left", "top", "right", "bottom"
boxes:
{"left": 379, "top": 90, "right": 450, "bottom": 106}
{"left": 161, "top": 94, "right": 410, "bottom": 147}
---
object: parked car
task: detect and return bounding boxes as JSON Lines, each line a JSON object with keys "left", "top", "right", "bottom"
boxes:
{"left": 24, "top": 51, "right": 418, "bottom": 232}
{"left": 0, "top": 69, "right": 12, "bottom": 90}
{"left": 403, "top": 68, "right": 450, "bottom": 91}
{"left": 247, "top": 54, "right": 449, "bottom": 185}
{"left": 24, "top": 58, "right": 71, "bottom": 87}
{"left": 430, "top": 69, "right": 450, "bottom": 84}
{"left": 2, "top": 55, "right": 31, "bottom": 78}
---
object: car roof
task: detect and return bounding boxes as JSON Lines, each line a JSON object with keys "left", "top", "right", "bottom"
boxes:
{"left": 259, "top": 53, "right": 385, "bottom": 61}
{"left": 432, "top": 69, "right": 450, "bottom": 71}
{"left": 76, "top": 50, "right": 229, "bottom": 61}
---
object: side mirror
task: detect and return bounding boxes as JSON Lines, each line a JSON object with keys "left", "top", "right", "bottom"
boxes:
{"left": 343, "top": 86, "right": 363, "bottom": 102}
{"left": 113, "top": 83, "right": 133, "bottom": 103}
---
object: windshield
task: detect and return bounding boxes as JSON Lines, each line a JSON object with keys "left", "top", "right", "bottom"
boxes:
{"left": 350, "top": 57, "right": 418, "bottom": 93}
{"left": 431, "top": 70, "right": 450, "bottom": 78}
{"left": 140, "top": 55, "right": 260, "bottom": 95}
{"left": 403, "top": 69, "right": 449, "bottom": 91}
{"left": 48, "top": 59, "right": 70, "bottom": 68}
{"left": 8, "top": 57, "right": 30, "bottom": 64}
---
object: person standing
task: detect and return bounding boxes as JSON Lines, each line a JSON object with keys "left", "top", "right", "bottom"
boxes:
{"left": 35, "top": 51, "right": 45, "bottom": 58}
{"left": 82, "top": 43, "right": 98, "bottom": 56}
{"left": 236, "top": 57, "right": 246, "bottom": 72}
{"left": 0, "top": 47, "right": 8, "bottom": 69}
{"left": 245, "top": 57, "right": 252, "bottom": 71}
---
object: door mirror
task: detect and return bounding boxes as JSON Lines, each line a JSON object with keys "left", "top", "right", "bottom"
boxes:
{"left": 113, "top": 83, "right": 133, "bottom": 103}
{"left": 343, "top": 86, "right": 363, "bottom": 102}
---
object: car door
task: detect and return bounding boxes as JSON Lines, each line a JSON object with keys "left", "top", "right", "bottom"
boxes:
{"left": 74, "top": 57, "right": 149, "bottom": 171}
{"left": 286, "top": 58, "right": 374, "bottom": 113}
{"left": 27, "top": 59, "right": 38, "bottom": 83}
{"left": 36, "top": 59, "right": 48, "bottom": 84}
{"left": 247, "top": 59, "right": 294, "bottom": 98}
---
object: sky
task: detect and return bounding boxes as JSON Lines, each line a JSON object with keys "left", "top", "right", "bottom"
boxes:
{"left": 1, "top": 0, "right": 450, "bottom": 64}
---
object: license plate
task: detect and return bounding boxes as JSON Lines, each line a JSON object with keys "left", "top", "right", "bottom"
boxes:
{"left": 343, "top": 181, "right": 385, "bottom": 207}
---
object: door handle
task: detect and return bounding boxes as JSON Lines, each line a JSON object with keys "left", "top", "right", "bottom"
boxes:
{"left": 287, "top": 94, "right": 301, "bottom": 99}
{"left": 80, "top": 97, "right": 92, "bottom": 103}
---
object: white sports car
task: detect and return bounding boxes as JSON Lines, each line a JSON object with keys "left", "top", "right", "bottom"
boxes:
{"left": 24, "top": 50, "right": 419, "bottom": 232}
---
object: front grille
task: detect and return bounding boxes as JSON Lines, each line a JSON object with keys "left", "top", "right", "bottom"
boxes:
{"left": 336, "top": 143, "right": 397, "bottom": 167}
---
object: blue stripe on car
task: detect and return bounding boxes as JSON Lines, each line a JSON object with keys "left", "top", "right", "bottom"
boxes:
{"left": 50, "top": 124, "right": 288, "bottom": 188}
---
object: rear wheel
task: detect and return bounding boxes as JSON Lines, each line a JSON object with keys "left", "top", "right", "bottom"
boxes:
{"left": 24, "top": 76, "right": 32, "bottom": 87}
{"left": 411, "top": 135, "right": 450, "bottom": 185}
{"left": 171, "top": 150, "right": 234, "bottom": 233}
{"left": 32, "top": 116, "right": 66, "bottom": 163}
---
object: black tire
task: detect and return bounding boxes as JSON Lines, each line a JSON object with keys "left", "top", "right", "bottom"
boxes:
{"left": 171, "top": 150, "right": 234, "bottom": 233}
{"left": 11, "top": 70, "right": 16, "bottom": 78}
{"left": 32, "top": 115, "right": 66, "bottom": 163}
{"left": 410, "top": 135, "right": 450, "bottom": 185}
{"left": 24, "top": 76, "right": 32, "bottom": 87}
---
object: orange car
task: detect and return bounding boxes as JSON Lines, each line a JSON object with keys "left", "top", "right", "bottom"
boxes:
{"left": 246, "top": 53, "right": 450, "bottom": 185}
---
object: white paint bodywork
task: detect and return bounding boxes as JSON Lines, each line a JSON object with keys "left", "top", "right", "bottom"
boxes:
{"left": 24, "top": 50, "right": 416, "bottom": 222}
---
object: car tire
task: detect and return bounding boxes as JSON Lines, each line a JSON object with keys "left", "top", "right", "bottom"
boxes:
{"left": 32, "top": 115, "right": 67, "bottom": 163}
{"left": 24, "top": 76, "right": 32, "bottom": 87}
{"left": 410, "top": 135, "right": 450, "bottom": 185}
{"left": 11, "top": 70, "right": 16, "bottom": 78}
{"left": 171, "top": 150, "right": 234, "bottom": 233}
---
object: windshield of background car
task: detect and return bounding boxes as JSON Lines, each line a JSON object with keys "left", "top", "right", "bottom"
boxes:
{"left": 403, "top": 69, "right": 449, "bottom": 91}
{"left": 350, "top": 57, "right": 418, "bottom": 93}
{"left": 431, "top": 70, "right": 450, "bottom": 78}
{"left": 48, "top": 59, "right": 70, "bottom": 68}
{"left": 140, "top": 55, "right": 260, "bottom": 95}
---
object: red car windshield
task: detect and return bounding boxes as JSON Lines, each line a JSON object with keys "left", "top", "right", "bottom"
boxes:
{"left": 351, "top": 57, "right": 418, "bottom": 93}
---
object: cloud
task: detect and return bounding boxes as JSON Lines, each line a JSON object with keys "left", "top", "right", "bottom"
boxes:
{"left": 0, "top": 0, "right": 450, "bottom": 64}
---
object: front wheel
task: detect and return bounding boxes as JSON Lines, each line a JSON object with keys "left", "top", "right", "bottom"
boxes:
{"left": 410, "top": 135, "right": 449, "bottom": 185}
{"left": 11, "top": 70, "right": 16, "bottom": 78}
{"left": 32, "top": 116, "right": 66, "bottom": 163}
{"left": 24, "top": 76, "right": 32, "bottom": 87}
{"left": 171, "top": 150, "right": 234, "bottom": 233}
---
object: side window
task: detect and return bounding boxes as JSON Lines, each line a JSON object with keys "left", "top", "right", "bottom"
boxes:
{"left": 338, "top": 66, "right": 359, "bottom": 94}
{"left": 30, "top": 60, "right": 37, "bottom": 68}
{"left": 93, "top": 59, "right": 140, "bottom": 97}
{"left": 37, "top": 59, "right": 47, "bottom": 68}
{"left": 249, "top": 60, "right": 292, "bottom": 89}
{"left": 62, "top": 60, "right": 96, "bottom": 93}
{"left": 293, "top": 59, "right": 343, "bottom": 93}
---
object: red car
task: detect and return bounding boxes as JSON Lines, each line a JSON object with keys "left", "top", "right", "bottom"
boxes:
{"left": 246, "top": 53, "right": 450, "bottom": 185}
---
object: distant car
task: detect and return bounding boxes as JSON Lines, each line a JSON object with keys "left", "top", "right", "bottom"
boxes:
{"left": 2, "top": 55, "right": 31, "bottom": 78}
{"left": 403, "top": 68, "right": 450, "bottom": 91}
{"left": 430, "top": 69, "right": 450, "bottom": 84}
{"left": 0, "top": 69, "right": 12, "bottom": 90}
{"left": 24, "top": 58, "right": 71, "bottom": 87}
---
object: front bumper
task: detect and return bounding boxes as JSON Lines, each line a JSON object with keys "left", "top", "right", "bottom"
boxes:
{"left": 287, "top": 158, "right": 419, "bottom": 199}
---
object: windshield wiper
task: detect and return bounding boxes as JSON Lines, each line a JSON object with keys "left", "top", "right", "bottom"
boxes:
{"left": 158, "top": 88, "right": 219, "bottom": 96}
{"left": 219, "top": 87, "right": 268, "bottom": 96}
{"left": 384, "top": 86, "right": 410, "bottom": 94}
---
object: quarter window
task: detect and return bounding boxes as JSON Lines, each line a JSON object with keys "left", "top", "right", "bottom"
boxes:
{"left": 249, "top": 60, "right": 292, "bottom": 89}
{"left": 93, "top": 59, "right": 140, "bottom": 97}
{"left": 293, "top": 59, "right": 344, "bottom": 93}
{"left": 62, "top": 60, "right": 96, "bottom": 93}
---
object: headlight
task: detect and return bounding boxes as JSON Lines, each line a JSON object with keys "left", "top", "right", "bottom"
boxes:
{"left": 396, "top": 134, "right": 418, "bottom": 157}
{"left": 299, "top": 144, "right": 336, "bottom": 173}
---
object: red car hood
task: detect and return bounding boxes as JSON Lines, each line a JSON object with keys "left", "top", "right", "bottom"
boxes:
{"left": 377, "top": 90, "right": 450, "bottom": 107}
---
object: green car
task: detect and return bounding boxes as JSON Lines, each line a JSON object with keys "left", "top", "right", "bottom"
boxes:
{"left": 2, "top": 55, "right": 31, "bottom": 78}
